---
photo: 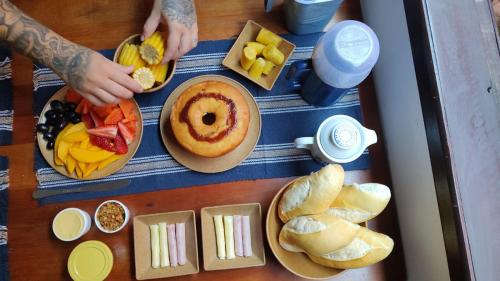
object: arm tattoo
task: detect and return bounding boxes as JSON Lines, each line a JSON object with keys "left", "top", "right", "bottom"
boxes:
{"left": 161, "top": 0, "right": 196, "bottom": 28}
{"left": 0, "top": 0, "right": 91, "bottom": 88}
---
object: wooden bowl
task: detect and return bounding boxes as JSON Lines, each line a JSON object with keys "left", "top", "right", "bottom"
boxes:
{"left": 113, "top": 34, "right": 176, "bottom": 93}
{"left": 222, "top": 20, "right": 296, "bottom": 91}
{"left": 266, "top": 177, "right": 346, "bottom": 280}
{"left": 36, "top": 86, "right": 143, "bottom": 180}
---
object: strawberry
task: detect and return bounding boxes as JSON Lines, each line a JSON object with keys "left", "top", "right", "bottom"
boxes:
{"left": 90, "top": 135, "right": 116, "bottom": 152}
{"left": 81, "top": 114, "right": 95, "bottom": 129}
{"left": 89, "top": 109, "right": 105, "bottom": 127}
{"left": 118, "top": 121, "right": 134, "bottom": 144}
{"left": 114, "top": 134, "right": 128, "bottom": 154}
{"left": 87, "top": 125, "right": 118, "bottom": 139}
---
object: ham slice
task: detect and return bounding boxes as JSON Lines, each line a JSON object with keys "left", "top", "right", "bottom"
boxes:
{"left": 242, "top": 215, "right": 252, "bottom": 257}
{"left": 176, "top": 223, "right": 187, "bottom": 265}
{"left": 167, "top": 224, "right": 178, "bottom": 266}
{"left": 233, "top": 215, "right": 243, "bottom": 257}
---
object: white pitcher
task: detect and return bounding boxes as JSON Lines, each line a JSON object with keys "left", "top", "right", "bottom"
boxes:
{"left": 295, "top": 115, "right": 377, "bottom": 164}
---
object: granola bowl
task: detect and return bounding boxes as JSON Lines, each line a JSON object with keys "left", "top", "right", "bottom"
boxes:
{"left": 95, "top": 200, "right": 130, "bottom": 234}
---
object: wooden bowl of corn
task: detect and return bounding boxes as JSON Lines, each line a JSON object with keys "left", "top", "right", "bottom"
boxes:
{"left": 114, "top": 32, "right": 176, "bottom": 93}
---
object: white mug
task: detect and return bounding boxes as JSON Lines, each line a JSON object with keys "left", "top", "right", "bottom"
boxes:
{"left": 295, "top": 115, "right": 377, "bottom": 164}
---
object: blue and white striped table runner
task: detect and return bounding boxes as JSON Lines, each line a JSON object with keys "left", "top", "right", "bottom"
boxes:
{"left": 0, "top": 156, "right": 10, "bottom": 281}
{"left": 0, "top": 49, "right": 13, "bottom": 145}
{"left": 33, "top": 33, "right": 370, "bottom": 204}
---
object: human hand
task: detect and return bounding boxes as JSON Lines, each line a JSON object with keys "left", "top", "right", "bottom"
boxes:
{"left": 494, "top": 0, "right": 500, "bottom": 26}
{"left": 63, "top": 50, "right": 143, "bottom": 106}
{"left": 142, "top": 0, "right": 198, "bottom": 63}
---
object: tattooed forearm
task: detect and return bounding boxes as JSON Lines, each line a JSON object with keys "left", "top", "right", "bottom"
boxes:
{"left": 0, "top": 0, "right": 91, "bottom": 88}
{"left": 161, "top": 0, "right": 196, "bottom": 28}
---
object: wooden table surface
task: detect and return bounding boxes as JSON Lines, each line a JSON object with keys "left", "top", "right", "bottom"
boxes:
{"left": 1, "top": 1, "right": 406, "bottom": 280}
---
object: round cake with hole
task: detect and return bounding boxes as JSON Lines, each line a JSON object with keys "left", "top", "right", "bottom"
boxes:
{"left": 170, "top": 80, "right": 250, "bottom": 157}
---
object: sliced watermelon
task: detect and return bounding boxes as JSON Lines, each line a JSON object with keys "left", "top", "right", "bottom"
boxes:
{"left": 114, "top": 134, "right": 128, "bottom": 154}
{"left": 123, "top": 120, "right": 137, "bottom": 135}
{"left": 104, "top": 108, "right": 124, "bottom": 125}
{"left": 82, "top": 114, "right": 95, "bottom": 129}
{"left": 87, "top": 125, "right": 118, "bottom": 139}
{"left": 90, "top": 135, "right": 116, "bottom": 152}
{"left": 117, "top": 122, "right": 134, "bottom": 144}
{"left": 89, "top": 109, "right": 105, "bottom": 127}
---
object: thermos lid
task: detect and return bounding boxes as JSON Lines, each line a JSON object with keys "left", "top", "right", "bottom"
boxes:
{"left": 312, "top": 20, "right": 380, "bottom": 88}
{"left": 318, "top": 115, "right": 372, "bottom": 162}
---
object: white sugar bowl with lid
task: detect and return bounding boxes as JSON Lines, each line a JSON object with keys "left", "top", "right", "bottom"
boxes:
{"left": 294, "top": 115, "right": 377, "bottom": 164}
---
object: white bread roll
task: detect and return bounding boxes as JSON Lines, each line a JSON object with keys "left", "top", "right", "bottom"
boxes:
{"left": 307, "top": 227, "right": 394, "bottom": 269}
{"left": 278, "top": 164, "right": 344, "bottom": 223}
{"left": 279, "top": 213, "right": 360, "bottom": 256}
{"left": 326, "top": 183, "right": 391, "bottom": 223}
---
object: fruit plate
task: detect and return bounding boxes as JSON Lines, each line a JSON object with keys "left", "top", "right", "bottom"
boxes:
{"left": 36, "top": 86, "right": 143, "bottom": 180}
{"left": 159, "top": 74, "right": 261, "bottom": 173}
{"left": 113, "top": 33, "right": 177, "bottom": 93}
{"left": 222, "top": 20, "right": 296, "bottom": 91}
{"left": 266, "top": 177, "right": 345, "bottom": 280}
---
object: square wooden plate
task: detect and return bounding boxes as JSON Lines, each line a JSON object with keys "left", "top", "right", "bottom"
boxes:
{"left": 200, "top": 203, "right": 266, "bottom": 271}
{"left": 133, "top": 210, "right": 199, "bottom": 280}
{"left": 222, "top": 20, "right": 296, "bottom": 91}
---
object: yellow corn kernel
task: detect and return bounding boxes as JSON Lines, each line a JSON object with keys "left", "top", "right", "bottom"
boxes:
{"left": 118, "top": 44, "right": 146, "bottom": 71}
{"left": 149, "top": 63, "right": 168, "bottom": 83}
{"left": 256, "top": 28, "right": 283, "bottom": 47}
{"left": 240, "top": 47, "right": 257, "bottom": 71}
{"left": 140, "top": 32, "right": 165, "bottom": 65}
{"left": 245, "top": 42, "right": 265, "bottom": 55}
{"left": 249, "top": 57, "right": 266, "bottom": 80}
{"left": 262, "top": 45, "right": 284, "bottom": 65}
{"left": 133, "top": 67, "right": 156, "bottom": 89}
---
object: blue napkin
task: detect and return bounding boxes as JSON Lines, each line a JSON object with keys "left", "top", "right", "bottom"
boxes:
{"left": 0, "top": 156, "right": 10, "bottom": 281}
{"left": 0, "top": 49, "right": 13, "bottom": 145}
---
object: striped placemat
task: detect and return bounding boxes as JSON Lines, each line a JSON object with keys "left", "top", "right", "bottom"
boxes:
{"left": 0, "top": 156, "right": 10, "bottom": 281}
{"left": 33, "top": 33, "right": 370, "bottom": 204}
{"left": 0, "top": 49, "right": 13, "bottom": 145}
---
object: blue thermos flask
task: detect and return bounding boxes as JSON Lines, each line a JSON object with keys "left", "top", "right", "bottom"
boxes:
{"left": 287, "top": 20, "right": 380, "bottom": 107}
{"left": 265, "top": 0, "right": 345, "bottom": 35}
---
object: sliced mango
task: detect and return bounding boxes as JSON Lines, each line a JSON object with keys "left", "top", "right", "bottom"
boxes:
{"left": 80, "top": 138, "right": 90, "bottom": 149}
{"left": 63, "top": 130, "right": 89, "bottom": 143}
{"left": 75, "top": 164, "right": 83, "bottom": 178}
{"left": 98, "top": 154, "right": 122, "bottom": 170}
{"left": 77, "top": 161, "right": 87, "bottom": 174}
{"left": 83, "top": 163, "right": 99, "bottom": 178}
{"left": 62, "top": 122, "right": 86, "bottom": 137}
{"left": 66, "top": 155, "right": 76, "bottom": 174}
{"left": 57, "top": 141, "right": 71, "bottom": 162}
{"left": 54, "top": 123, "right": 73, "bottom": 166}
{"left": 69, "top": 147, "right": 114, "bottom": 163}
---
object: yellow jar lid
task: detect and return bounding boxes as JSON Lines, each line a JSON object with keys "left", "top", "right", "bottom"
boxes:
{"left": 68, "top": 240, "right": 113, "bottom": 281}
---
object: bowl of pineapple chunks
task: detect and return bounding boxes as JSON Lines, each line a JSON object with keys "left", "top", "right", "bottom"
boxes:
{"left": 114, "top": 32, "right": 176, "bottom": 93}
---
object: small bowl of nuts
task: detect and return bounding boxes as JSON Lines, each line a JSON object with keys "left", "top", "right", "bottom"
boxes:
{"left": 95, "top": 200, "right": 130, "bottom": 234}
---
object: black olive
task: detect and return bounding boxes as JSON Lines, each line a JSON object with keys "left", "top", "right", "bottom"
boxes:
{"left": 57, "top": 111, "right": 65, "bottom": 120}
{"left": 50, "top": 100, "right": 64, "bottom": 111}
{"left": 36, "top": 123, "right": 48, "bottom": 133}
{"left": 46, "top": 118, "right": 57, "bottom": 126}
{"left": 64, "top": 102, "right": 77, "bottom": 111}
{"left": 46, "top": 140, "right": 55, "bottom": 150}
{"left": 43, "top": 131, "right": 54, "bottom": 141}
{"left": 55, "top": 121, "right": 67, "bottom": 131}
{"left": 65, "top": 111, "right": 76, "bottom": 121}
{"left": 70, "top": 115, "right": 82, "bottom": 124}
{"left": 44, "top": 109, "right": 57, "bottom": 121}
